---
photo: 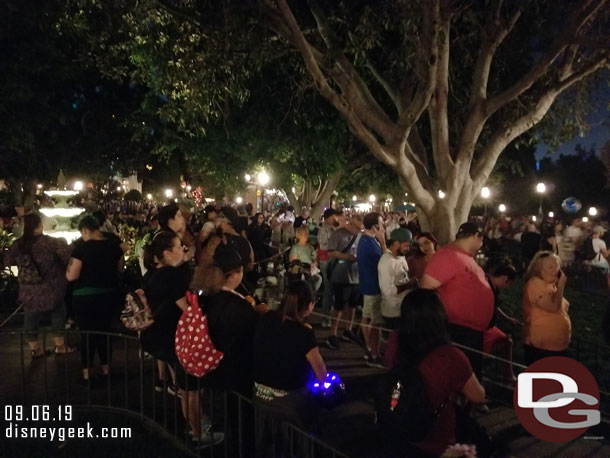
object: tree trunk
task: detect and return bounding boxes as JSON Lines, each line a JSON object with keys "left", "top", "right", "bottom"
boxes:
{"left": 283, "top": 172, "right": 343, "bottom": 223}
{"left": 416, "top": 194, "right": 472, "bottom": 245}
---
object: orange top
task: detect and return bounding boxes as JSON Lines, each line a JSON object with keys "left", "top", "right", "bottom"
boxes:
{"left": 522, "top": 277, "right": 571, "bottom": 351}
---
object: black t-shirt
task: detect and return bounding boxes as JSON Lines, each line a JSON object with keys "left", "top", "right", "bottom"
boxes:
{"left": 253, "top": 311, "right": 318, "bottom": 391}
{"left": 225, "top": 233, "right": 252, "bottom": 269}
{"left": 202, "top": 290, "right": 259, "bottom": 392}
{"left": 140, "top": 265, "right": 191, "bottom": 358}
{"left": 71, "top": 239, "right": 123, "bottom": 289}
{"left": 521, "top": 232, "right": 541, "bottom": 259}
{"left": 294, "top": 216, "right": 308, "bottom": 229}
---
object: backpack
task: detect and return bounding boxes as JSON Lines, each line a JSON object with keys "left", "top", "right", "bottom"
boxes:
{"left": 121, "top": 289, "right": 154, "bottom": 332}
{"left": 16, "top": 252, "right": 43, "bottom": 285}
{"left": 580, "top": 235, "right": 597, "bottom": 261}
{"left": 175, "top": 290, "right": 224, "bottom": 377}
{"left": 374, "top": 366, "right": 446, "bottom": 447}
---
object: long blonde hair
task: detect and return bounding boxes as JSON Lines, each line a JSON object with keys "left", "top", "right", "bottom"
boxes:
{"left": 524, "top": 251, "right": 557, "bottom": 282}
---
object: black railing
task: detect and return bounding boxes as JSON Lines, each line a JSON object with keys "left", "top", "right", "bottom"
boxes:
{"left": 0, "top": 329, "right": 350, "bottom": 458}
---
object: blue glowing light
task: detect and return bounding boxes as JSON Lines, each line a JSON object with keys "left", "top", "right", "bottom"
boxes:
{"left": 307, "top": 372, "right": 345, "bottom": 409}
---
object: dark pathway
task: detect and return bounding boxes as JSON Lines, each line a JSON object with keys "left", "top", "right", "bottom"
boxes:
{"left": 1, "top": 310, "right": 609, "bottom": 458}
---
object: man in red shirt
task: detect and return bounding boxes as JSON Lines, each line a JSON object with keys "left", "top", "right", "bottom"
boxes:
{"left": 420, "top": 222, "right": 494, "bottom": 378}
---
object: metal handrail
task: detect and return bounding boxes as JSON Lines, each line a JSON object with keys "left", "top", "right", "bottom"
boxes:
{"left": 0, "top": 328, "right": 351, "bottom": 458}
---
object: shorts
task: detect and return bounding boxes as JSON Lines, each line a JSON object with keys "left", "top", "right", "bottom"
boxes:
{"left": 483, "top": 326, "right": 510, "bottom": 353}
{"left": 332, "top": 283, "right": 361, "bottom": 311}
{"left": 362, "top": 295, "right": 383, "bottom": 325}
{"left": 383, "top": 316, "right": 401, "bottom": 330}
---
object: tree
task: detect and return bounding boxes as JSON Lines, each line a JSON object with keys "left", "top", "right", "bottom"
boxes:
{"left": 253, "top": 0, "right": 609, "bottom": 241}
{"left": 63, "top": 1, "right": 609, "bottom": 241}
{"left": 0, "top": 0, "right": 158, "bottom": 206}
{"left": 0, "top": 0, "right": 80, "bottom": 206}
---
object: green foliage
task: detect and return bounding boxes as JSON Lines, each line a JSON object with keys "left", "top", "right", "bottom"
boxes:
{"left": 0, "top": 229, "right": 18, "bottom": 309}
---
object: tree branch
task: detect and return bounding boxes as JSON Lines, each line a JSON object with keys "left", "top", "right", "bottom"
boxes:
{"left": 155, "top": 0, "right": 203, "bottom": 27}
{"left": 470, "top": 3, "right": 522, "bottom": 106}
{"left": 396, "top": 0, "right": 440, "bottom": 133}
{"left": 306, "top": 0, "right": 395, "bottom": 139}
{"left": 558, "top": 44, "right": 580, "bottom": 81}
{"left": 407, "top": 126, "right": 429, "bottom": 174}
{"left": 427, "top": 4, "right": 452, "bottom": 179}
{"left": 273, "top": 0, "right": 397, "bottom": 167}
{"left": 364, "top": 56, "right": 401, "bottom": 114}
{"left": 487, "top": 0, "right": 606, "bottom": 115}
{"left": 472, "top": 55, "right": 608, "bottom": 188}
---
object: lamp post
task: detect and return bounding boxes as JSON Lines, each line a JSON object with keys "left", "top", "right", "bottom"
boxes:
{"left": 536, "top": 182, "right": 546, "bottom": 217}
{"left": 481, "top": 186, "right": 490, "bottom": 216}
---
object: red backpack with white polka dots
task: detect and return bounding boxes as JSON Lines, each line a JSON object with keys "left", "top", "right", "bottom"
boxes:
{"left": 175, "top": 290, "right": 224, "bottom": 377}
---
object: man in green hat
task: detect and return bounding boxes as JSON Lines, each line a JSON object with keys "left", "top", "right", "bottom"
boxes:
{"left": 378, "top": 228, "right": 418, "bottom": 330}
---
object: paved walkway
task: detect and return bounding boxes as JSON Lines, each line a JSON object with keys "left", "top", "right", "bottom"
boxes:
{"left": 1, "top": 310, "right": 609, "bottom": 458}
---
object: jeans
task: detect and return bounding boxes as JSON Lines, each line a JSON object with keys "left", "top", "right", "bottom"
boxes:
{"left": 319, "top": 260, "right": 333, "bottom": 321}
{"left": 448, "top": 323, "right": 484, "bottom": 380}
{"left": 23, "top": 301, "right": 67, "bottom": 341}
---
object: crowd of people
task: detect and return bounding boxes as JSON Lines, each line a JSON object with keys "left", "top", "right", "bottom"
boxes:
{"left": 2, "top": 197, "right": 609, "bottom": 457}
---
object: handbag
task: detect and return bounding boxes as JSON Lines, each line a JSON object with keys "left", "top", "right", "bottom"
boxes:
{"left": 326, "top": 234, "right": 358, "bottom": 281}
{"left": 175, "top": 290, "right": 224, "bottom": 377}
{"left": 121, "top": 289, "right": 154, "bottom": 331}
{"left": 17, "top": 252, "right": 43, "bottom": 285}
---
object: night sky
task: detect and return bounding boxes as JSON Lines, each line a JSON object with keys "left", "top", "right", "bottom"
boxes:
{"left": 536, "top": 86, "right": 610, "bottom": 159}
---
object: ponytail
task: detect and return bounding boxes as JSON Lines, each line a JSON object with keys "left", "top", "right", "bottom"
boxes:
{"left": 279, "top": 280, "right": 314, "bottom": 321}
{"left": 143, "top": 231, "right": 178, "bottom": 271}
{"left": 18, "top": 213, "right": 42, "bottom": 254}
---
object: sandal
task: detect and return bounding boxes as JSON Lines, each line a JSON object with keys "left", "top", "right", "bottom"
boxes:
{"left": 54, "top": 345, "right": 77, "bottom": 355}
{"left": 31, "top": 348, "right": 50, "bottom": 358}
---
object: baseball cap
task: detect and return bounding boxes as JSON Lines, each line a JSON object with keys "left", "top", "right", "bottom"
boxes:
{"left": 389, "top": 228, "right": 413, "bottom": 243}
{"left": 218, "top": 206, "right": 240, "bottom": 227}
{"left": 323, "top": 208, "right": 338, "bottom": 220}
{"left": 593, "top": 225, "right": 605, "bottom": 234}
{"left": 456, "top": 222, "right": 483, "bottom": 239}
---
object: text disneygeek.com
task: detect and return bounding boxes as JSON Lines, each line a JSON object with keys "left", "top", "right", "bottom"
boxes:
{"left": 5, "top": 422, "right": 132, "bottom": 442}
